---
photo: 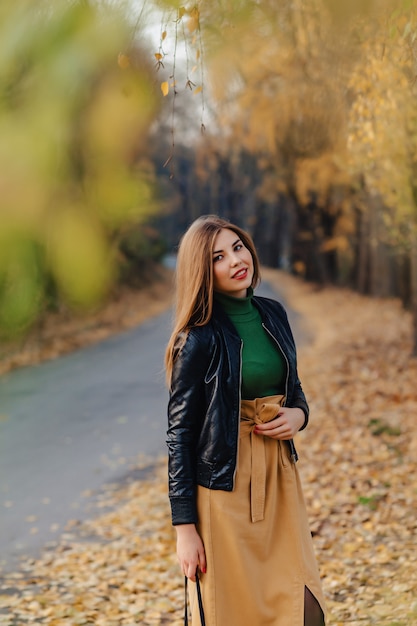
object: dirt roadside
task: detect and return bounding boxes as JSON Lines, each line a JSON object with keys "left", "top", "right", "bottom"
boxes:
{"left": 0, "top": 266, "right": 174, "bottom": 377}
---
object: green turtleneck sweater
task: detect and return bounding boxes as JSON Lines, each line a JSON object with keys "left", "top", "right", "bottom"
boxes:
{"left": 215, "top": 290, "right": 286, "bottom": 400}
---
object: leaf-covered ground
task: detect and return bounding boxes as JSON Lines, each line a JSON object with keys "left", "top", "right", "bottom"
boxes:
{"left": 1, "top": 269, "right": 417, "bottom": 625}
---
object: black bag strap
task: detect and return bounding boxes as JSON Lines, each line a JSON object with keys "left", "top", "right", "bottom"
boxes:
{"left": 184, "top": 573, "right": 206, "bottom": 626}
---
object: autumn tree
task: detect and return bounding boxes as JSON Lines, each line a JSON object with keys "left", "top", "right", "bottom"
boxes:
{"left": 150, "top": 0, "right": 417, "bottom": 354}
{"left": 0, "top": 0, "right": 160, "bottom": 338}
{"left": 346, "top": 3, "right": 417, "bottom": 355}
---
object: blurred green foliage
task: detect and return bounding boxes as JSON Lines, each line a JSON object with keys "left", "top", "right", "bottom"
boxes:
{"left": 0, "top": 0, "right": 160, "bottom": 338}
{"left": 118, "top": 224, "right": 168, "bottom": 286}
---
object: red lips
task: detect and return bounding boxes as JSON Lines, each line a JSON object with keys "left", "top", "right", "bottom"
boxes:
{"left": 232, "top": 268, "right": 248, "bottom": 279}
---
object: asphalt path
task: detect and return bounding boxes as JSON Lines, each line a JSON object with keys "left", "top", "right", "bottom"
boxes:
{"left": 0, "top": 281, "right": 308, "bottom": 573}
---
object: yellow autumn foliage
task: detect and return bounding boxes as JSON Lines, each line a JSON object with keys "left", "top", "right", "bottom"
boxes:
{"left": 0, "top": 0, "right": 159, "bottom": 337}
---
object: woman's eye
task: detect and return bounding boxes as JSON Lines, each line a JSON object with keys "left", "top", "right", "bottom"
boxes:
{"left": 234, "top": 244, "right": 243, "bottom": 251}
{"left": 213, "top": 254, "right": 223, "bottom": 263}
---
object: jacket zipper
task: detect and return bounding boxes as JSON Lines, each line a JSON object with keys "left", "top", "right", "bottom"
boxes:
{"left": 232, "top": 339, "right": 244, "bottom": 489}
{"left": 262, "top": 323, "right": 298, "bottom": 463}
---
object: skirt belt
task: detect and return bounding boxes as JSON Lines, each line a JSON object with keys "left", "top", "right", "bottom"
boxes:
{"left": 240, "top": 395, "right": 286, "bottom": 523}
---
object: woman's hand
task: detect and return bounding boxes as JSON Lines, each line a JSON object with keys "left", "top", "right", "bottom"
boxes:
{"left": 254, "top": 407, "right": 305, "bottom": 440}
{"left": 175, "top": 524, "right": 207, "bottom": 581}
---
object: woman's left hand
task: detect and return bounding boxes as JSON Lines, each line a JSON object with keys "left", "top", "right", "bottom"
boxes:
{"left": 254, "top": 407, "right": 305, "bottom": 440}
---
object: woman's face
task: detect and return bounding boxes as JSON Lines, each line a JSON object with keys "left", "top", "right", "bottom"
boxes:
{"left": 212, "top": 228, "right": 254, "bottom": 298}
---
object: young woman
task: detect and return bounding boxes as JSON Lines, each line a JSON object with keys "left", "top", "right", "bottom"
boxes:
{"left": 165, "top": 215, "right": 326, "bottom": 626}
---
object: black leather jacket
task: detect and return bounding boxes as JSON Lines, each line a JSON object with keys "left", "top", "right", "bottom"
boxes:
{"left": 167, "top": 295, "right": 309, "bottom": 525}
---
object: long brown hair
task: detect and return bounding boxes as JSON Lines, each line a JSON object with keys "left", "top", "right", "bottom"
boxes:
{"left": 165, "top": 215, "right": 261, "bottom": 384}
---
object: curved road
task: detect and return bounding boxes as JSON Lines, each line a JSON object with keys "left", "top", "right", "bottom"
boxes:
{"left": 0, "top": 281, "right": 307, "bottom": 573}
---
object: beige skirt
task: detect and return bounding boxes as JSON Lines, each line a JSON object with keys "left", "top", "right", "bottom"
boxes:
{"left": 189, "top": 395, "right": 326, "bottom": 626}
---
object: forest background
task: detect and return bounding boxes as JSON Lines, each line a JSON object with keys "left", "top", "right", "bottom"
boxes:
{"left": 1, "top": 0, "right": 417, "bottom": 360}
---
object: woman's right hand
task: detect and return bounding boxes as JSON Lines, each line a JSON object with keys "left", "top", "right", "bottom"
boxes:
{"left": 175, "top": 524, "right": 207, "bottom": 581}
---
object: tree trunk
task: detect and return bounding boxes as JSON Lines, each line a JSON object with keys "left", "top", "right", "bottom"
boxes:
{"left": 307, "top": 202, "right": 329, "bottom": 284}
{"left": 356, "top": 206, "right": 369, "bottom": 294}
{"left": 411, "top": 230, "right": 417, "bottom": 357}
{"left": 275, "top": 195, "right": 295, "bottom": 271}
{"left": 368, "top": 198, "right": 380, "bottom": 296}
